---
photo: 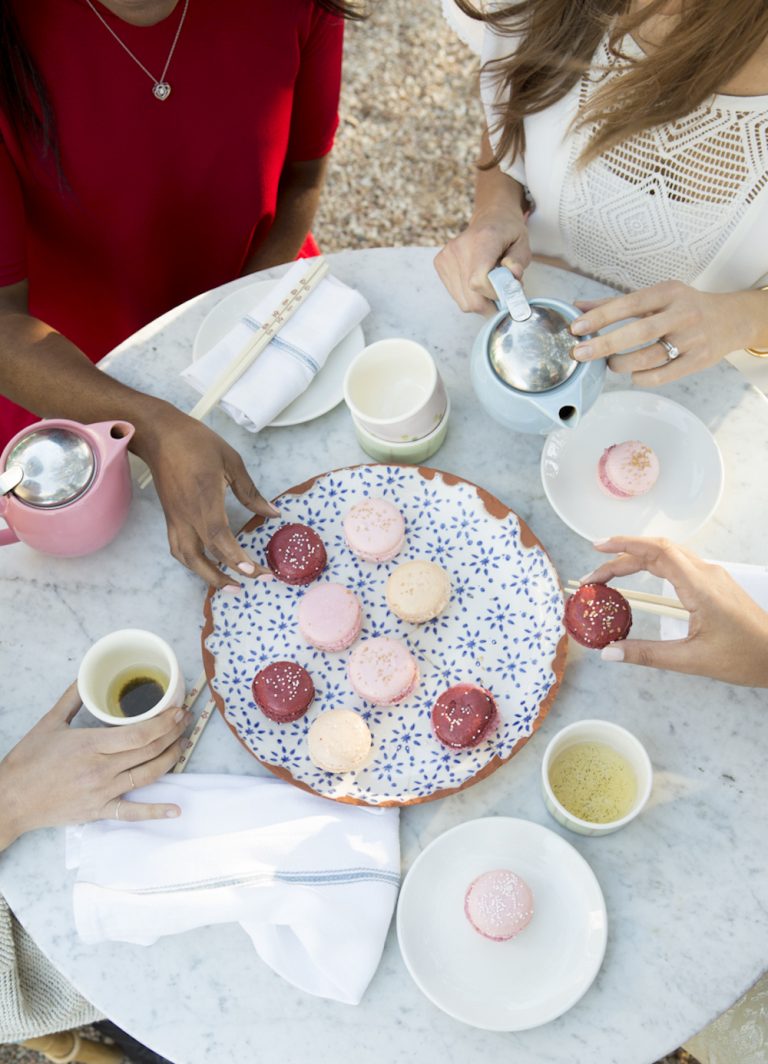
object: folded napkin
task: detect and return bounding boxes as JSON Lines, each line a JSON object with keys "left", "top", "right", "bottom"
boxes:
{"left": 182, "top": 261, "right": 370, "bottom": 432}
{"left": 65, "top": 775, "right": 400, "bottom": 1005}
{"left": 660, "top": 561, "right": 768, "bottom": 640}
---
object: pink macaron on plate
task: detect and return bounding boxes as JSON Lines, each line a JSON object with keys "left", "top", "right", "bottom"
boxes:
{"left": 541, "top": 390, "right": 724, "bottom": 542}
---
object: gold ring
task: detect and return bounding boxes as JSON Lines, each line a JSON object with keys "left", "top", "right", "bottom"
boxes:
{"left": 115, "top": 799, "right": 123, "bottom": 821}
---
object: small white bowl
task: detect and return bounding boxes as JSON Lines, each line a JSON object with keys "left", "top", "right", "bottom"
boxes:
{"left": 352, "top": 397, "right": 450, "bottom": 464}
{"left": 541, "top": 719, "right": 653, "bottom": 836}
{"left": 77, "top": 628, "right": 185, "bottom": 726}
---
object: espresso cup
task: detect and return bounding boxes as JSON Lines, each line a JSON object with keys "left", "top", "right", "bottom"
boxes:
{"left": 541, "top": 719, "right": 653, "bottom": 836}
{"left": 343, "top": 339, "right": 448, "bottom": 443}
{"left": 77, "top": 628, "right": 185, "bottom": 726}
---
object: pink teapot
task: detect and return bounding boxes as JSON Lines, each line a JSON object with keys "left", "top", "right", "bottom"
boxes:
{"left": 0, "top": 419, "right": 135, "bottom": 556}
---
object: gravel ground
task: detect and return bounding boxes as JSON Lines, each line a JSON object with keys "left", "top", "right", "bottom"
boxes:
{"left": 0, "top": 3, "right": 702, "bottom": 1062}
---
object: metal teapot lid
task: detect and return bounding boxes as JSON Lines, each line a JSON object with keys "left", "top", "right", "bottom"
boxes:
{"left": 487, "top": 267, "right": 579, "bottom": 394}
{"left": 1, "top": 426, "right": 96, "bottom": 508}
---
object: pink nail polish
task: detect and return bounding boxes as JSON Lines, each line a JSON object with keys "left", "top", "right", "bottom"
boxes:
{"left": 165, "top": 808, "right": 180, "bottom": 818}
{"left": 238, "top": 561, "right": 256, "bottom": 575}
{"left": 601, "top": 646, "right": 624, "bottom": 662}
{"left": 592, "top": 538, "right": 610, "bottom": 547}
{"left": 222, "top": 584, "right": 241, "bottom": 595}
{"left": 579, "top": 571, "right": 597, "bottom": 585}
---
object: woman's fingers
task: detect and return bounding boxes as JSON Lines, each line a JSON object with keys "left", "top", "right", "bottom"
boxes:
{"left": 606, "top": 342, "right": 670, "bottom": 375}
{"left": 227, "top": 453, "right": 280, "bottom": 521}
{"left": 118, "top": 736, "right": 187, "bottom": 792}
{"left": 104, "top": 796, "right": 181, "bottom": 822}
{"left": 101, "top": 706, "right": 190, "bottom": 756}
{"left": 591, "top": 537, "right": 703, "bottom": 607}
{"left": 572, "top": 313, "right": 678, "bottom": 363}
{"left": 579, "top": 553, "right": 646, "bottom": 585}
{"left": 571, "top": 282, "right": 676, "bottom": 335}
{"left": 43, "top": 682, "right": 83, "bottom": 727}
{"left": 167, "top": 524, "right": 239, "bottom": 591}
{"left": 601, "top": 637, "right": 699, "bottom": 674}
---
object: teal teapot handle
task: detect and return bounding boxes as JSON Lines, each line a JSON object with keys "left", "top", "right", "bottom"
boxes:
{"left": 487, "top": 266, "right": 532, "bottom": 322}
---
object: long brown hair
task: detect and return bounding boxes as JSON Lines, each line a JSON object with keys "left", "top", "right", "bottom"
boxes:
{"left": 455, "top": 0, "right": 768, "bottom": 167}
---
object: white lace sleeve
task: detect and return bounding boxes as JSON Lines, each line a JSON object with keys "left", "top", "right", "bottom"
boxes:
{"left": 440, "top": 0, "right": 486, "bottom": 55}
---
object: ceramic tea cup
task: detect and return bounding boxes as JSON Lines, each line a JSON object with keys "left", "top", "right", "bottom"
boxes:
{"left": 78, "top": 628, "right": 185, "bottom": 726}
{"left": 343, "top": 339, "right": 448, "bottom": 443}
{"left": 352, "top": 397, "right": 451, "bottom": 464}
{"left": 541, "top": 719, "right": 653, "bottom": 836}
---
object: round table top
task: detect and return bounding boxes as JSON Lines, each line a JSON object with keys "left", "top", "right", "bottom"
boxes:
{"left": 1, "top": 247, "right": 766, "bottom": 1064}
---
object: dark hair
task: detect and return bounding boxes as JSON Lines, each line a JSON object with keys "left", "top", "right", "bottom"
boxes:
{"left": 0, "top": 0, "right": 367, "bottom": 165}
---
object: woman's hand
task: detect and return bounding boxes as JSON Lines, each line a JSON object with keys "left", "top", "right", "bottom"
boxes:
{"left": 435, "top": 210, "right": 532, "bottom": 316}
{"left": 135, "top": 406, "right": 279, "bottom": 590}
{"left": 569, "top": 282, "right": 768, "bottom": 386}
{"left": 582, "top": 537, "right": 768, "bottom": 687}
{"left": 0, "top": 684, "right": 192, "bottom": 850}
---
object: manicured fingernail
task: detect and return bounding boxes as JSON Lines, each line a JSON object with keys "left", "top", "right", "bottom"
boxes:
{"left": 222, "top": 584, "right": 241, "bottom": 595}
{"left": 579, "top": 571, "right": 597, "bottom": 584}
{"left": 238, "top": 561, "right": 256, "bottom": 575}
{"left": 571, "top": 319, "right": 589, "bottom": 335}
{"left": 256, "top": 572, "right": 275, "bottom": 582}
{"left": 602, "top": 646, "right": 625, "bottom": 662}
{"left": 267, "top": 503, "right": 281, "bottom": 517}
{"left": 165, "top": 807, "right": 180, "bottom": 818}
{"left": 592, "top": 538, "right": 610, "bottom": 546}
{"left": 174, "top": 709, "right": 185, "bottom": 723}
{"left": 572, "top": 343, "right": 592, "bottom": 359}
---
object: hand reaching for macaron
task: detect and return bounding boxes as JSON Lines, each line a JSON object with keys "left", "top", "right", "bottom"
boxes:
{"left": 580, "top": 537, "right": 768, "bottom": 688}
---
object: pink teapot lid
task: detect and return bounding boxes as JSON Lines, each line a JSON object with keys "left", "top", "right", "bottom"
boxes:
{"left": 3, "top": 425, "right": 96, "bottom": 508}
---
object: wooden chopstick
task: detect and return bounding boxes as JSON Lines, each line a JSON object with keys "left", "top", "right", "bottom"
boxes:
{"left": 565, "top": 583, "right": 688, "bottom": 620}
{"left": 137, "top": 257, "right": 329, "bottom": 490}
{"left": 172, "top": 695, "right": 216, "bottom": 774}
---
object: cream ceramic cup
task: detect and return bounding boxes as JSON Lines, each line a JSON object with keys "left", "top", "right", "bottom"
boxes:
{"left": 352, "top": 397, "right": 450, "bottom": 464}
{"left": 541, "top": 719, "right": 653, "bottom": 836}
{"left": 77, "top": 628, "right": 185, "bottom": 726}
{"left": 343, "top": 339, "right": 448, "bottom": 443}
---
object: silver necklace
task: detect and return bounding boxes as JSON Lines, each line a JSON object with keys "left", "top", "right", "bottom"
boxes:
{"left": 84, "top": 0, "right": 190, "bottom": 101}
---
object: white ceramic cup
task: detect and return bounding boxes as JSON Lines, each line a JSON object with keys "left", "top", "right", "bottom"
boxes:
{"left": 77, "top": 628, "right": 185, "bottom": 726}
{"left": 343, "top": 338, "right": 448, "bottom": 443}
{"left": 541, "top": 719, "right": 653, "bottom": 836}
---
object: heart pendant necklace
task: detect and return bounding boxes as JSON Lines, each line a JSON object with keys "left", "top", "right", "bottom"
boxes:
{"left": 84, "top": 0, "right": 190, "bottom": 101}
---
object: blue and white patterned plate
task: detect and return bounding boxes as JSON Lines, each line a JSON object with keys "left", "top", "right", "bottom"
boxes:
{"left": 202, "top": 465, "right": 567, "bottom": 807}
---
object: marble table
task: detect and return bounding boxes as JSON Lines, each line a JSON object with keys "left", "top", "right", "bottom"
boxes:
{"left": 1, "top": 247, "right": 767, "bottom": 1064}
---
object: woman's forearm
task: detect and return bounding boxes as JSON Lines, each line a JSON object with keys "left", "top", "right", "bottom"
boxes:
{"left": 243, "top": 157, "right": 329, "bottom": 273}
{"left": 472, "top": 130, "right": 528, "bottom": 225}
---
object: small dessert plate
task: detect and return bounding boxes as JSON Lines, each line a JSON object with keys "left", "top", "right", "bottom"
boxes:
{"left": 397, "top": 817, "right": 607, "bottom": 1031}
{"left": 193, "top": 280, "right": 365, "bottom": 427}
{"left": 540, "top": 390, "right": 724, "bottom": 541}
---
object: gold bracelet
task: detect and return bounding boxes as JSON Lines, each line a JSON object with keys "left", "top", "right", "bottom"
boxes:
{"left": 746, "top": 285, "right": 768, "bottom": 357}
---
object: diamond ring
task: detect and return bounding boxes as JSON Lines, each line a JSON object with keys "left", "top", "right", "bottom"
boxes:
{"left": 660, "top": 338, "right": 681, "bottom": 361}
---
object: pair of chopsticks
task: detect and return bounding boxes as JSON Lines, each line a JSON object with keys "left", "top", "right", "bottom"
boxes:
{"left": 136, "top": 256, "right": 330, "bottom": 491}
{"left": 172, "top": 668, "right": 216, "bottom": 774}
{"left": 565, "top": 580, "right": 689, "bottom": 620}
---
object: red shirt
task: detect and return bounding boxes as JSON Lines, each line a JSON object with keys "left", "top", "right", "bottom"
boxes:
{"left": 0, "top": 0, "right": 343, "bottom": 444}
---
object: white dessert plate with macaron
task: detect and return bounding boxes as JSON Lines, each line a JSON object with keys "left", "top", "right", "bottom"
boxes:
{"left": 193, "top": 279, "right": 365, "bottom": 427}
{"left": 397, "top": 817, "right": 607, "bottom": 1030}
{"left": 540, "top": 390, "right": 724, "bottom": 542}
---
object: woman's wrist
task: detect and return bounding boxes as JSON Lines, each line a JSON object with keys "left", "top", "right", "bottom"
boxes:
{"left": 0, "top": 758, "right": 26, "bottom": 852}
{"left": 742, "top": 286, "right": 768, "bottom": 356}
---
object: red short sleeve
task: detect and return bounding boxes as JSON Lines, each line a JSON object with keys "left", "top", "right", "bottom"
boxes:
{"left": 0, "top": 140, "right": 27, "bottom": 286}
{"left": 285, "top": 8, "right": 344, "bottom": 162}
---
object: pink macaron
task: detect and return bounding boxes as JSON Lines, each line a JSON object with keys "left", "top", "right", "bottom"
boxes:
{"left": 348, "top": 636, "right": 419, "bottom": 705}
{"left": 597, "top": 440, "right": 660, "bottom": 499}
{"left": 343, "top": 498, "right": 406, "bottom": 563}
{"left": 298, "top": 583, "right": 363, "bottom": 652}
{"left": 464, "top": 869, "right": 535, "bottom": 942}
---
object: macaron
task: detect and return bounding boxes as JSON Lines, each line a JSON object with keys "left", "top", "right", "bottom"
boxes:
{"left": 298, "top": 583, "right": 363, "bottom": 652}
{"left": 565, "top": 582, "right": 633, "bottom": 648}
{"left": 252, "top": 661, "right": 315, "bottom": 723}
{"left": 386, "top": 559, "right": 451, "bottom": 624}
{"left": 307, "top": 709, "right": 372, "bottom": 773}
{"left": 348, "top": 636, "right": 419, "bottom": 705}
{"left": 431, "top": 683, "right": 498, "bottom": 749}
{"left": 266, "top": 523, "right": 327, "bottom": 585}
{"left": 464, "top": 870, "right": 535, "bottom": 942}
{"left": 344, "top": 498, "right": 406, "bottom": 563}
{"left": 597, "top": 440, "right": 660, "bottom": 499}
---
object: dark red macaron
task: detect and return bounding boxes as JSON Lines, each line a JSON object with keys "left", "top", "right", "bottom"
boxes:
{"left": 265, "top": 523, "right": 327, "bottom": 586}
{"left": 432, "top": 683, "right": 498, "bottom": 750}
{"left": 564, "top": 582, "right": 633, "bottom": 649}
{"left": 252, "top": 661, "right": 315, "bottom": 723}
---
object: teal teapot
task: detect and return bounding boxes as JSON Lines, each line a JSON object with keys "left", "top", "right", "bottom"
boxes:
{"left": 470, "top": 267, "right": 605, "bottom": 435}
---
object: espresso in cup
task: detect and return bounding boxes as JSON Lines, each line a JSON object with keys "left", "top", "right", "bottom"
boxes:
{"left": 78, "top": 629, "right": 185, "bottom": 726}
{"left": 106, "top": 665, "right": 170, "bottom": 719}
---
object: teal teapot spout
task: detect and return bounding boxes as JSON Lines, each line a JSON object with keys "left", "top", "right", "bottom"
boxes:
{"left": 470, "top": 267, "right": 606, "bottom": 435}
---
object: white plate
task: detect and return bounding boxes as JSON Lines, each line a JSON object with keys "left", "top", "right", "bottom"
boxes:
{"left": 396, "top": 817, "right": 607, "bottom": 1031}
{"left": 540, "top": 390, "right": 724, "bottom": 542}
{"left": 192, "top": 280, "right": 366, "bottom": 427}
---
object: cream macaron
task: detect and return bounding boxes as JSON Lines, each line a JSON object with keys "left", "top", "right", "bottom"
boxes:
{"left": 386, "top": 559, "right": 451, "bottom": 624}
{"left": 307, "top": 709, "right": 372, "bottom": 773}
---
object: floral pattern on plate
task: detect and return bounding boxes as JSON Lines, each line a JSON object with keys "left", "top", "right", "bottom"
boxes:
{"left": 202, "top": 465, "right": 566, "bottom": 806}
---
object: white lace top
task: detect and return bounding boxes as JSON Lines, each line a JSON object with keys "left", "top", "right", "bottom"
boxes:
{"left": 443, "top": 2, "right": 768, "bottom": 293}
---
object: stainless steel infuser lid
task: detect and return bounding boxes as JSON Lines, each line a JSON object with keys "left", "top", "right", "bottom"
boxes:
{"left": 3, "top": 426, "right": 96, "bottom": 507}
{"left": 487, "top": 267, "right": 579, "bottom": 394}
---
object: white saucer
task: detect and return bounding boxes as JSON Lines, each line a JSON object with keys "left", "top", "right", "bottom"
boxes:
{"left": 193, "top": 280, "right": 365, "bottom": 427}
{"left": 540, "top": 390, "right": 724, "bottom": 542}
{"left": 396, "top": 817, "right": 607, "bottom": 1031}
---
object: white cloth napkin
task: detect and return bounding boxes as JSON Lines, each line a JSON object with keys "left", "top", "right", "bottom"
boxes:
{"left": 182, "top": 261, "right": 370, "bottom": 432}
{"left": 660, "top": 561, "right": 768, "bottom": 640}
{"left": 65, "top": 775, "right": 400, "bottom": 1005}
